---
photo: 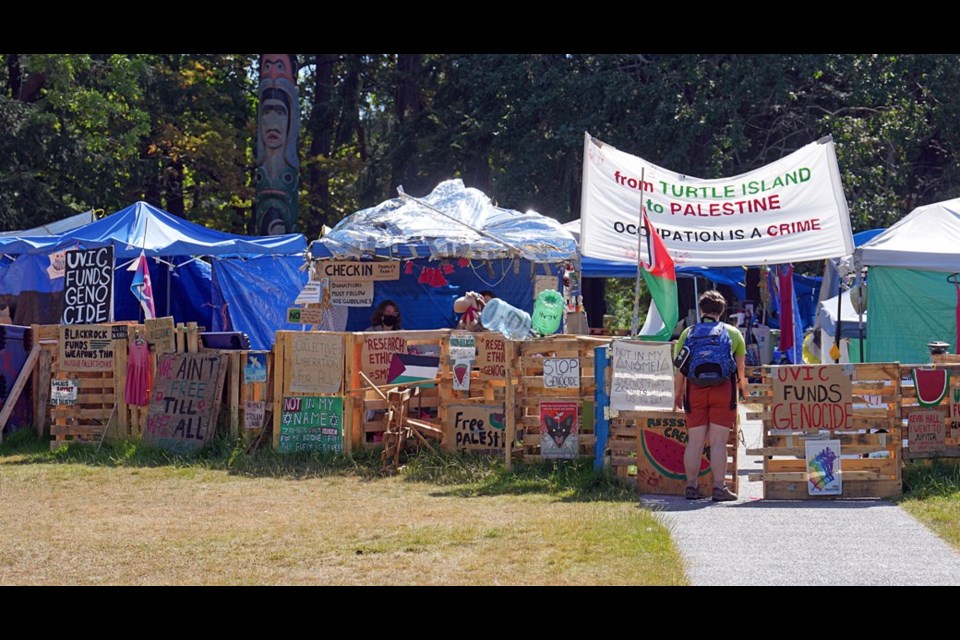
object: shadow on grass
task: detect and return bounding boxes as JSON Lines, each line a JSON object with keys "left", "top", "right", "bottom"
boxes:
{"left": 0, "top": 429, "right": 638, "bottom": 502}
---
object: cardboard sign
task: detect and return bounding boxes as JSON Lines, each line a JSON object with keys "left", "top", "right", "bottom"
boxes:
{"left": 145, "top": 316, "right": 175, "bottom": 353}
{"left": 534, "top": 275, "right": 557, "bottom": 300}
{"left": 805, "top": 439, "right": 842, "bottom": 495}
{"left": 452, "top": 359, "right": 471, "bottom": 391}
{"left": 110, "top": 325, "right": 128, "bottom": 341}
{"left": 771, "top": 365, "right": 853, "bottom": 431}
{"left": 329, "top": 280, "right": 373, "bottom": 307}
{"left": 909, "top": 409, "right": 946, "bottom": 454}
{"left": 278, "top": 396, "right": 344, "bottom": 453}
{"left": 475, "top": 333, "right": 506, "bottom": 379}
{"left": 287, "top": 307, "right": 325, "bottom": 325}
{"left": 543, "top": 358, "right": 580, "bottom": 389}
{"left": 449, "top": 333, "right": 476, "bottom": 362}
{"left": 361, "top": 333, "right": 408, "bottom": 385}
{"left": 61, "top": 246, "right": 114, "bottom": 325}
{"left": 636, "top": 412, "right": 713, "bottom": 496}
{"left": 540, "top": 401, "right": 579, "bottom": 459}
{"left": 244, "top": 353, "right": 268, "bottom": 384}
{"left": 59, "top": 325, "right": 114, "bottom": 371}
{"left": 244, "top": 400, "right": 266, "bottom": 430}
{"left": 610, "top": 340, "right": 674, "bottom": 411}
{"left": 951, "top": 386, "right": 960, "bottom": 439}
{"left": 50, "top": 379, "right": 79, "bottom": 405}
{"left": 289, "top": 333, "right": 343, "bottom": 394}
{"left": 144, "top": 353, "right": 227, "bottom": 453}
{"left": 447, "top": 403, "right": 505, "bottom": 453}
{"left": 314, "top": 259, "right": 400, "bottom": 282}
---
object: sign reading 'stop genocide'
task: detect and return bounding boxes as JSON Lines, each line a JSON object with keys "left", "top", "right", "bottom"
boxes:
{"left": 61, "top": 246, "right": 114, "bottom": 325}
{"left": 313, "top": 260, "right": 400, "bottom": 282}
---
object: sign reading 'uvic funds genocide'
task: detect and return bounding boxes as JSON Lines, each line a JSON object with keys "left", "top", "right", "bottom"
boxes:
{"left": 278, "top": 396, "right": 344, "bottom": 453}
{"left": 61, "top": 246, "right": 114, "bottom": 324}
{"left": 59, "top": 325, "right": 114, "bottom": 371}
{"left": 581, "top": 135, "right": 854, "bottom": 267}
{"left": 143, "top": 353, "right": 227, "bottom": 453}
{"left": 771, "top": 365, "right": 853, "bottom": 430}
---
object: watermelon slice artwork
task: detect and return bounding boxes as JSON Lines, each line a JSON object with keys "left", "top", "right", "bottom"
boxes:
{"left": 913, "top": 368, "right": 951, "bottom": 408}
{"left": 640, "top": 429, "right": 710, "bottom": 480}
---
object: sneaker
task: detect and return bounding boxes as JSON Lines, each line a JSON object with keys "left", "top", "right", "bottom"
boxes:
{"left": 712, "top": 486, "right": 738, "bottom": 502}
{"left": 685, "top": 486, "right": 707, "bottom": 500}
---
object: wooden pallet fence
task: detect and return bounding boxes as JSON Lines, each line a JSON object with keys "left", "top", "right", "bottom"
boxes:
{"left": 745, "top": 363, "right": 902, "bottom": 499}
{"left": 901, "top": 360, "right": 960, "bottom": 459}
{"left": 272, "top": 330, "right": 352, "bottom": 454}
{"left": 516, "top": 335, "right": 604, "bottom": 462}
{"left": 347, "top": 329, "right": 447, "bottom": 449}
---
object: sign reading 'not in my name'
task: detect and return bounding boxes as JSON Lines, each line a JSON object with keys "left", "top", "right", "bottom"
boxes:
{"left": 610, "top": 340, "right": 674, "bottom": 411}
{"left": 62, "top": 246, "right": 114, "bottom": 325}
{"left": 278, "top": 396, "right": 344, "bottom": 453}
{"left": 144, "top": 353, "right": 227, "bottom": 453}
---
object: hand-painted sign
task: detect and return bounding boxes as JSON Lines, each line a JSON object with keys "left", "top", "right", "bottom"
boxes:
{"left": 314, "top": 259, "right": 400, "bottom": 282}
{"left": 452, "top": 359, "right": 471, "bottom": 391}
{"left": 361, "top": 334, "right": 407, "bottom": 385}
{"left": 449, "top": 332, "right": 476, "bottom": 362}
{"left": 543, "top": 358, "right": 580, "bottom": 389}
{"left": 50, "top": 379, "right": 80, "bottom": 405}
{"left": 278, "top": 395, "right": 343, "bottom": 453}
{"left": 636, "top": 412, "right": 712, "bottom": 496}
{"left": 59, "top": 325, "right": 114, "bottom": 371}
{"left": 909, "top": 409, "right": 946, "bottom": 454}
{"left": 144, "top": 353, "right": 227, "bottom": 453}
{"left": 289, "top": 333, "right": 342, "bottom": 394}
{"left": 244, "top": 400, "right": 266, "bottom": 430}
{"left": 329, "top": 280, "right": 374, "bottom": 306}
{"left": 771, "top": 365, "right": 853, "bottom": 431}
{"left": 805, "top": 439, "right": 842, "bottom": 495}
{"left": 110, "top": 325, "right": 128, "bottom": 341}
{"left": 145, "top": 316, "right": 175, "bottom": 353}
{"left": 610, "top": 341, "right": 674, "bottom": 411}
{"left": 540, "top": 401, "right": 579, "bottom": 459}
{"left": 475, "top": 333, "right": 506, "bottom": 379}
{"left": 62, "top": 246, "right": 114, "bottom": 325}
{"left": 244, "top": 353, "right": 268, "bottom": 384}
{"left": 447, "top": 403, "right": 505, "bottom": 453}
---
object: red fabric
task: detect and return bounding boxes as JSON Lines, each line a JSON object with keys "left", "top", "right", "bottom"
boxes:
{"left": 778, "top": 265, "right": 795, "bottom": 353}
{"left": 124, "top": 338, "right": 152, "bottom": 407}
{"left": 686, "top": 379, "right": 737, "bottom": 429}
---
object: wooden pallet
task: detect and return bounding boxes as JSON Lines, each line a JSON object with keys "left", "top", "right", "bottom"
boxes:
{"left": 900, "top": 362, "right": 960, "bottom": 459}
{"left": 745, "top": 363, "right": 902, "bottom": 499}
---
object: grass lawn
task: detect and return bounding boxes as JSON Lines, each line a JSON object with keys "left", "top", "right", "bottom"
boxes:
{"left": 900, "top": 460, "right": 960, "bottom": 551}
{"left": 0, "top": 430, "right": 686, "bottom": 585}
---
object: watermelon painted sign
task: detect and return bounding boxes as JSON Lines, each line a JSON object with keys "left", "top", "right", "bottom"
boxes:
{"left": 475, "top": 333, "right": 506, "bottom": 379}
{"left": 771, "top": 365, "right": 852, "bottom": 431}
{"left": 144, "top": 353, "right": 228, "bottom": 453}
{"left": 278, "top": 396, "right": 343, "bottom": 453}
{"left": 913, "top": 368, "right": 950, "bottom": 408}
{"left": 637, "top": 412, "right": 712, "bottom": 496}
{"left": 805, "top": 439, "right": 842, "bottom": 496}
{"left": 448, "top": 403, "right": 505, "bottom": 453}
{"left": 610, "top": 340, "right": 674, "bottom": 411}
{"left": 452, "top": 359, "right": 471, "bottom": 391}
{"left": 540, "top": 401, "right": 579, "bottom": 459}
{"left": 908, "top": 409, "right": 946, "bottom": 454}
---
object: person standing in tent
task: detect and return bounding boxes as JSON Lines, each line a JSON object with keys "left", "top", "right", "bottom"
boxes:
{"left": 366, "top": 300, "right": 402, "bottom": 331}
{"left": 673, "top": 290, "right": 746, "bottom": 502}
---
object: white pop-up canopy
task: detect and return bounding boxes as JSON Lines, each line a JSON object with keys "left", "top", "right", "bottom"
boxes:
{"left": 857, "top": 198, "right": 960, "bottom": 272}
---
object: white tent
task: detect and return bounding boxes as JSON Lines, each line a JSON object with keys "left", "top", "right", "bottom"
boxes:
{"left": 0, "top": 210, "right": 96, "bottom": 237}
{"left": 857, "top": 198, "right": 960, "bottom": 272}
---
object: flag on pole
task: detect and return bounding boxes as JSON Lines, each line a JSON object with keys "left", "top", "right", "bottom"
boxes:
{"left": 638, "top": 211, "right": 678, "bottom": 341}
{"left": 128, "top": 251, "right": 156, "bottom": 320}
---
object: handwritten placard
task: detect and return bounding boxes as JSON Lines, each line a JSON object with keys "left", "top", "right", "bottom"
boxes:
{"left": 287, "top": 307, "right": 326, "bottom": 324}
{"left": 329, "top": 280, "right": 373, "bottom": 307}
{"left": 771, "top": 365, "right": 853, "bottom": 431}
{"left": 244, "top": 400, "right": 266, "bottom": 430}
{"left": 449, "top": 332, "right": 476, "bottom": 362}
{"left": 805, "top": 439, "right": 842, "bottom": 495}
{"left": 950, "top": 386, "right": 960, "bottom": 439}
{"left": 278, "top": 396, "right": 344, "bottom": 453}
{"left": 909, "top": 409, "right": 946, "bottom": 454}
{"left": 314, "top": 259, "right": 399, "bottom": 282}
{"left": 144, "top": 353, "right": 227, "bottom": 453}
{"left": 61, "top": 246, "right": 114, "bottom": 325}
{"left": 447, "top": 403, "right": 505, "bottom": 453}
{"left": 636, "top": 412, "right": 714, "bottom": 496}
{"left": 59, "top": 325, "right": 114, "bottom": 371}
{"left": 110, "top": 325, "right": 128, "bottom": 341}
{"left": 145, "top": 317, "right": 175, "bottom": 353}
{"left": 543, "top": 358, "right": 580, "bottom": 389}
{"left": 290, "top": 333, "right": 343, "bottom": 394}
{"left": 475, "top": 333, "right": 506, "bottom": 379}
{"left": 244, "top": 353, "right": 268, "bottom": 384}
{"left": 50, "top": 379, "right": 79, "bottom": 405}
{"left": 361, "top": 333, "right": 408, "bottom": 384}
{"left": 540, "top": 401, "right": 579, "bottom": 459}
{"left": 610, "top": 341, "right": 674, "bottom": 411}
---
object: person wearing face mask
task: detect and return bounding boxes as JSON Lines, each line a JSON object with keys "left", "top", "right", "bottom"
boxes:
{"left": 366, "top": 300, "right": 402, "bottom": 331}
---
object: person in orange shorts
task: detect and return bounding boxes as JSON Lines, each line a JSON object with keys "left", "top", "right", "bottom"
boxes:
{"left": 673, "top": 290, "right": 746, "bottom": 501}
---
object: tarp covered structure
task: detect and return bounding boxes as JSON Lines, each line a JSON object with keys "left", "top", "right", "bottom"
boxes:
{"left": 308, "top": 180, "right": 577, "bottom": 331}
{"left": 858, "top": 198, "right": 960, "bottom": 364}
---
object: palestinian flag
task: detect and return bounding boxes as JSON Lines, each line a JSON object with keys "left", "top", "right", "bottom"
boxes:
{"left": 638, "top": 211, "right": 678, "bottom": 341}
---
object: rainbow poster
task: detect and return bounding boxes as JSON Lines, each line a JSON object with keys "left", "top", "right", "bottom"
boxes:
{"left": 805, "top": 439, "right": 842, "bottom": 496}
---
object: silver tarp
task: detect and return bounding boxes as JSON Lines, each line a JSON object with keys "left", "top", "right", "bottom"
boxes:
{"left": 310, "top": 180, "right": 578, "bottom": 263}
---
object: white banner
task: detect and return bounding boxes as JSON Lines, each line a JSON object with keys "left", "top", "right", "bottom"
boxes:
{"left": 581, "top": 134, "right": 854, "bottom": 267}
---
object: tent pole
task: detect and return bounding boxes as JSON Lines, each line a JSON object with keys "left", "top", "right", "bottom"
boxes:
{"left": 167, "top": 265, "right": 171, "bottom": 317}
{"left": 835, "top": 280, "right": 843, "bottom": 364}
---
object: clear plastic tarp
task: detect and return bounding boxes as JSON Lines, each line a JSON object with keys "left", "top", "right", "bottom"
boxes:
{"left": 310, "top": 180, "right": 578, "bottom": 263}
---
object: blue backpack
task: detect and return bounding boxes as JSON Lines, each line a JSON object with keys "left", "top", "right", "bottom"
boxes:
{"left": 683, "top": 322, "right": 737, "bottom": 387}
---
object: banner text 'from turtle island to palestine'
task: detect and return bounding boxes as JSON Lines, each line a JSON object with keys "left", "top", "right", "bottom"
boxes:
{"left": 581, "top": 134, "right": 854, "bottom": 267}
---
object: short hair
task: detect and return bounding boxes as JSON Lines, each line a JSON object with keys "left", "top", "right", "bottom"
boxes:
{"left": 698, "top": 290, "right": 726, "bottom": 317}
{"left": 479, "top": 290, "right": 495, "bottom": 299}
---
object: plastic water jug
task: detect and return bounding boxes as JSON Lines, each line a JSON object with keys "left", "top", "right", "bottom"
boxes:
{"left": 532, "top": 289, "right": 564, "bottom": 336}
{"left": 481, "top": 298, "right": 532, "bottom": 340}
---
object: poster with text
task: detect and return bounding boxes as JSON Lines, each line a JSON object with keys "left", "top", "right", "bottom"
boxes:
{"left": 540, "top": 401, "right": 579, "bottom": 459}
{"left": 278, "top": 395, "right": 344, "bottom": 453}
{"left": 289, "top": 333, "right": 342, "bottom": 394}
{"left": 447, "top": 403, "right": 505, "bottom": 454}
{"left": 771, "top": 365, "right": 853, "bottom": 431}
{"left": 909, "top": 409, "right": 946, "bottom": 454}
{"left": 144, "top": 353, "right": 227, "bottom": 453}
{"left": 805, "top": 439, "right": 842, "bottom": 496}
{"left": 610, "top": 341, "right": 674, "bottom": 411}
{"left": 61, "top": 246, "right": 114, "bottom": 325}
{"left": 475, "top": 333, "right": 506, "bottom": 379}
{"left": 59, "top": 325, "right": 115, "bottom": 371}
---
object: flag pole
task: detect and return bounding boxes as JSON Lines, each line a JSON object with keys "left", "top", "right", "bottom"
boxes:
{"left": 631, "top": 168, "right": 646, "bottom": 336}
